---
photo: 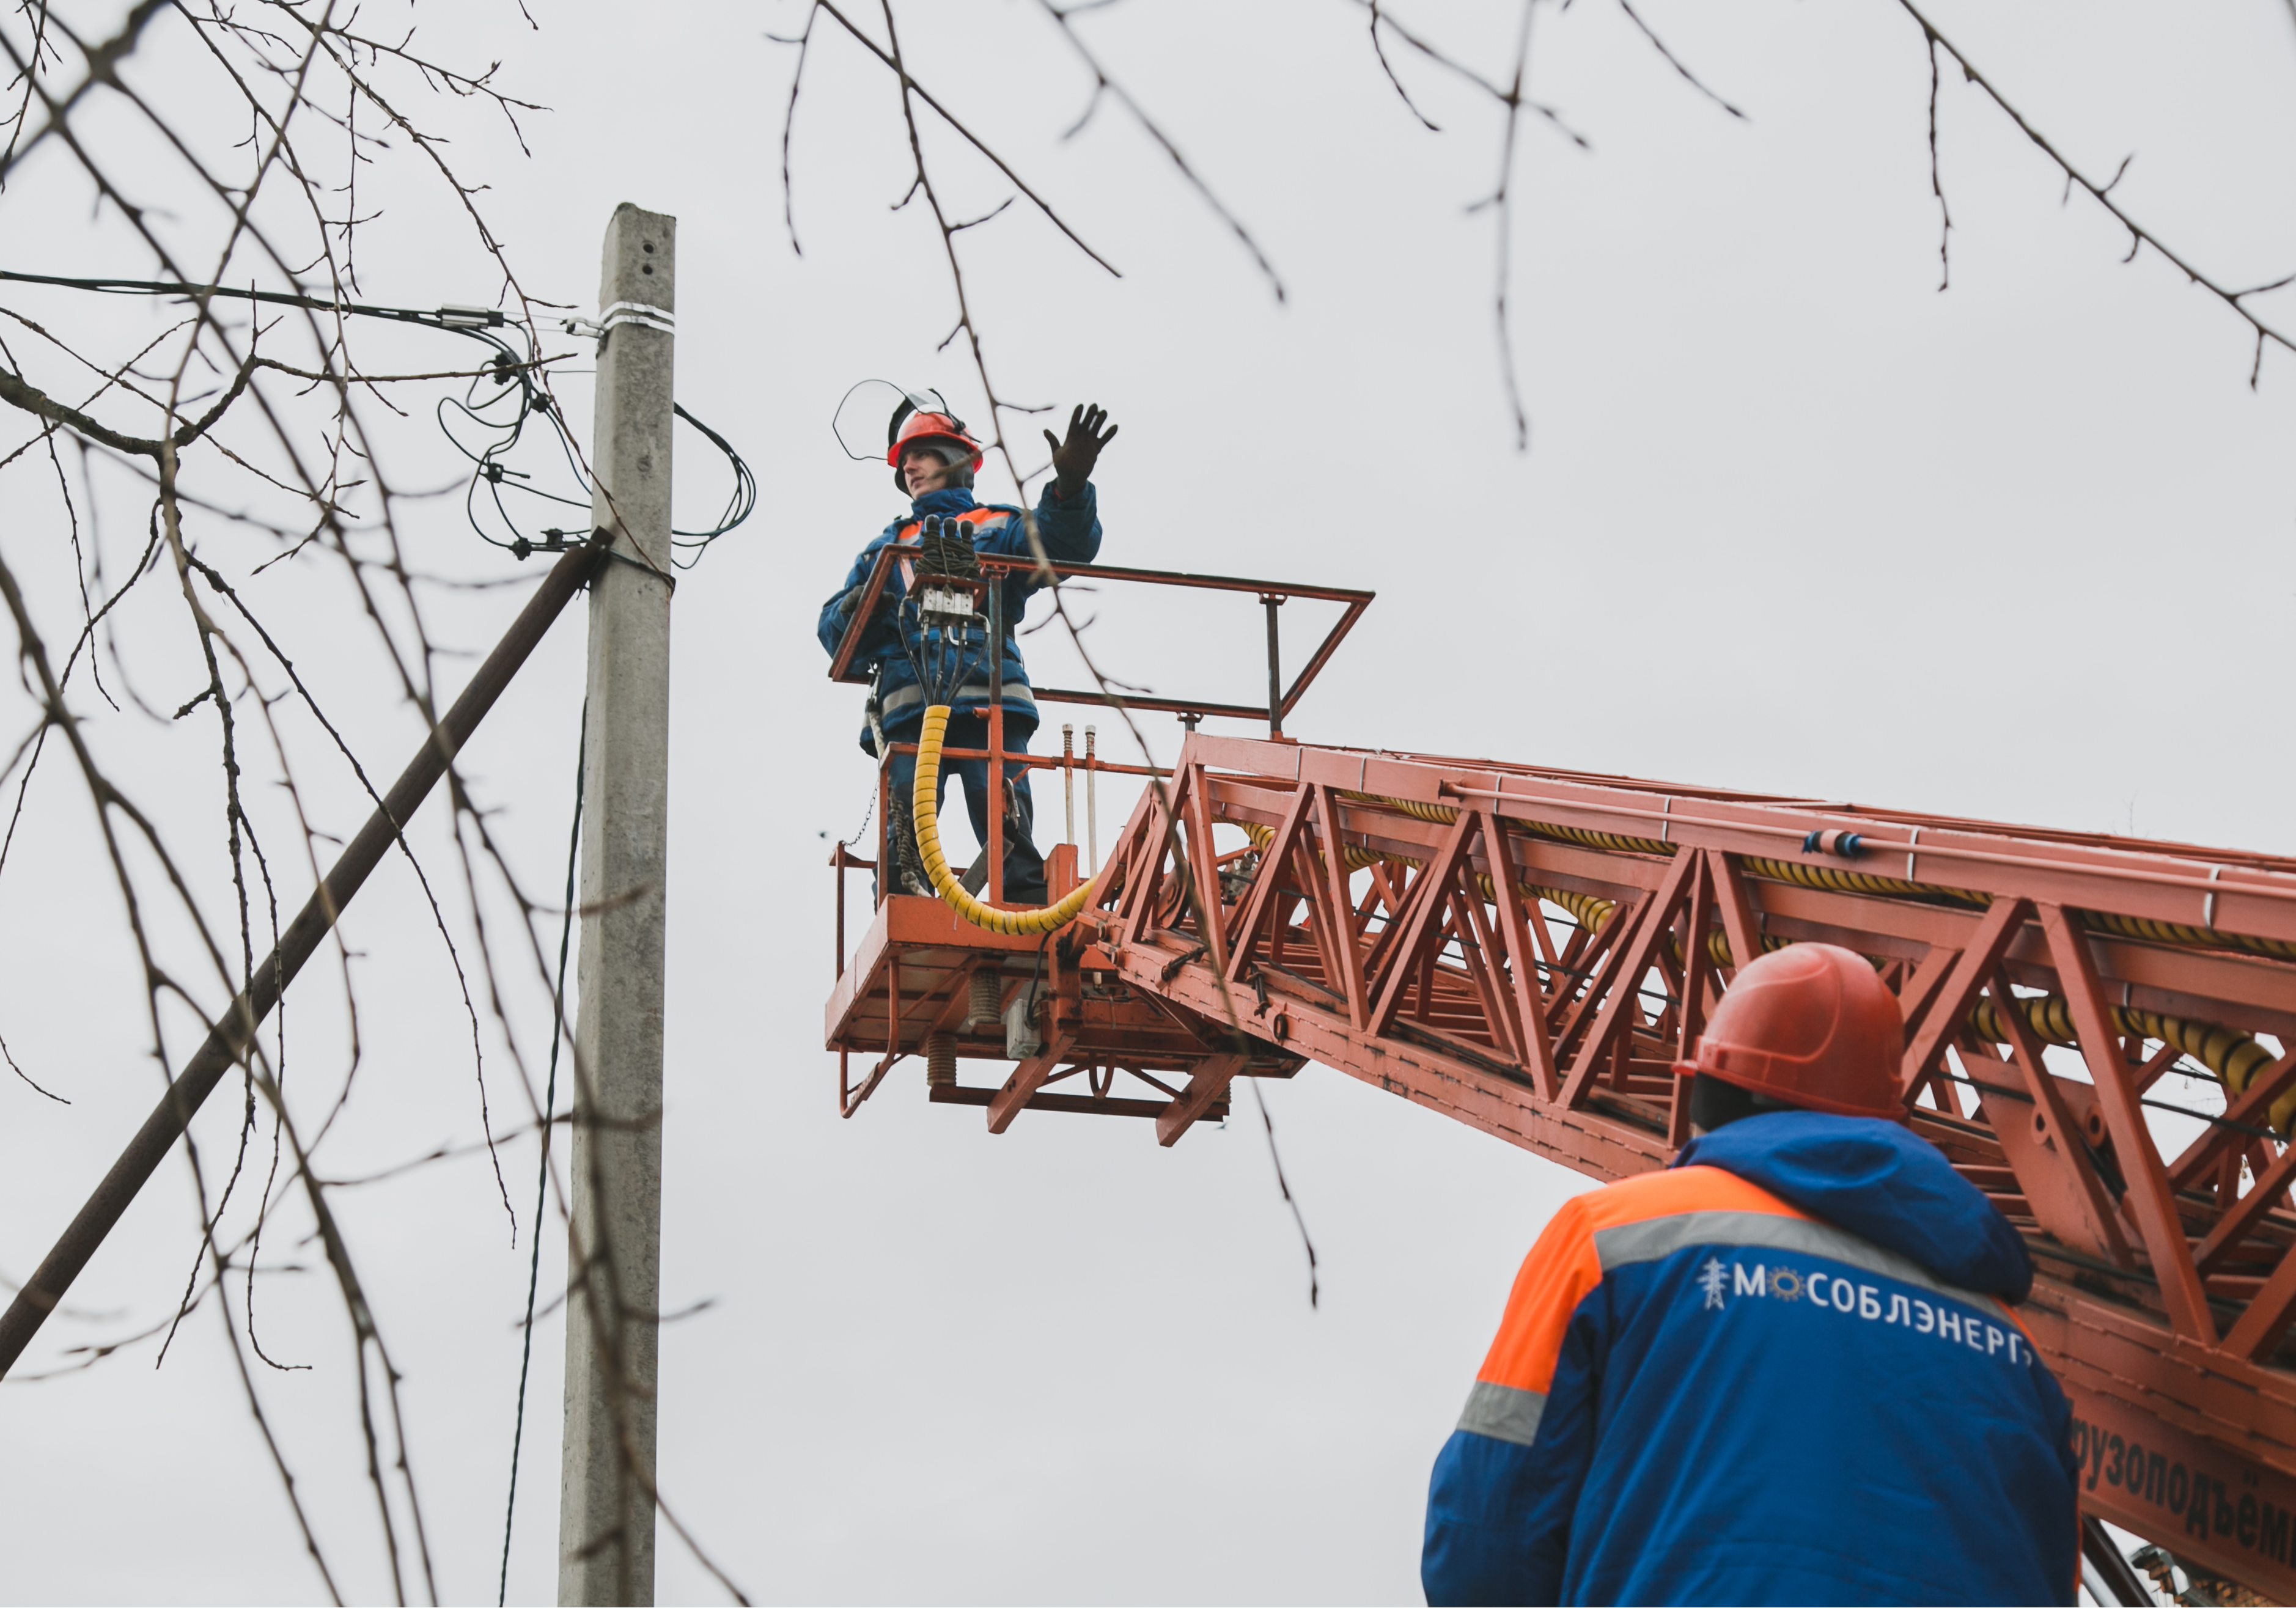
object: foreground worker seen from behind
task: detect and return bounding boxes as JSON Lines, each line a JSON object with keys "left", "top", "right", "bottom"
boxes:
{"left": 818, "top": 395, "right": 1116, "bottom": 904}
{"left": 1422, "top": 943, "right": 2078, "bottom": 1606}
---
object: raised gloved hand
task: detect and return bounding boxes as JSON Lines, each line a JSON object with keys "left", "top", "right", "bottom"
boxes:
{"left": 1044, "top": 402, "right": 1117, "bottom": 497}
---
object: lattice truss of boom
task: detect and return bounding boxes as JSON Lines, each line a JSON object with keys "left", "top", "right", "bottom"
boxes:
{"left": 828, "top": 695, "right": 2296, "bottom": 1599}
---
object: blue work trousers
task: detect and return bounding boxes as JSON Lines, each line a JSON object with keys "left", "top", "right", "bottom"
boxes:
{"left": 885, "top": 712, "right": 1047, "bottom": 905}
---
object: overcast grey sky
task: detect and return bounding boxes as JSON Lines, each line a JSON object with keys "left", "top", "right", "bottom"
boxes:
{"left": 2, "top": 2, "right": 2294, "bottom": 1602}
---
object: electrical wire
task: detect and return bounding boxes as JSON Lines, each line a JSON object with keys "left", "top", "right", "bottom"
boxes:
{"left": 498, "top": 697, "right": 584, "bottom": 1607}
{"left": 1932, "top": 1067, "right": 2278, "bottom": 1141}
{"left": 831, "top": 376, "right": 950, "bottom": 463}
{"left": 896, "top": 518, "right": 987, "bottom": 706}
{"left": 0, "top": 269, "right": 756, "bottom": 568}
{"left": 671, "top": 403, "right": 756, "bottom": 559}
{"left": 0, "top": 267, "right": 511, "bottom": 331}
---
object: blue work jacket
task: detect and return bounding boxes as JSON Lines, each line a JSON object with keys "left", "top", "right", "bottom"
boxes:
{"left": 817, "top": 483, "right": 1102, "bottom": 753}
{"left": 1422, "top": 1112, "right": 2077, "bottom": 1606}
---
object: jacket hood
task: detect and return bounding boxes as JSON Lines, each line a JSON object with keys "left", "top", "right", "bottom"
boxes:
{"left": 906, "top": 487, "right": 979, "bottom": 519}
{"left": 1672, "top": 1111, "right": 2033, "bottom": 1299}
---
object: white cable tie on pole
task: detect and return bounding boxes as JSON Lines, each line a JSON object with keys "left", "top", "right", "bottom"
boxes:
{"left": 562, "top": 302, "right": 677, "bottom": 340}
{"left": 602, "top": 301, "right": 677, "bottom": 334}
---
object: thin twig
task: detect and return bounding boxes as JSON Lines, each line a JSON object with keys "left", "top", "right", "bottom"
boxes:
{"left": 1616, "top": 0, "right": 1745, "bottom": 120}
{"left": 1899, "top": 0, "right": 2296, "bottom": 386}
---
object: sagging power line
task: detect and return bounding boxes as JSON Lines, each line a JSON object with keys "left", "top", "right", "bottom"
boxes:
{"left": 0, "top": 268, "right": 756, "bottom": 568}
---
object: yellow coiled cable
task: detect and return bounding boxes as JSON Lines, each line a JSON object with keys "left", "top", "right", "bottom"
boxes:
{"left": 1349, "top": 793, "right": 2296, "bottom": 963}
{"left": 1243, "top": 817, "right": 1619, "bottom": 936}
{"left": 1965, "top": 993, "right": 2289, "bottom": 1134}
{"left": 913, "top": 705, "right": 1100, "bottom": 936}
{"left": 2086, "top": 909, "right": 2296, "bottom": 963}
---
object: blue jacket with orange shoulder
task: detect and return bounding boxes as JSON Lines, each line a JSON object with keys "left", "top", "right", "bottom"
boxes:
{"left": 817, "top": 483, "right": 1101, "bottom": 753}
{"left": 1422, "top": 1112, "right": 2077, "bottom": 1606}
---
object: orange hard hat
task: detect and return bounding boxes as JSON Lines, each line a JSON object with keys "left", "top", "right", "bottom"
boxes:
{"left": 887, "top": 406, "right": 984, "bottom": 489}
{"left": 1676, "top": 943, "right": 1905, "bottom": 1120}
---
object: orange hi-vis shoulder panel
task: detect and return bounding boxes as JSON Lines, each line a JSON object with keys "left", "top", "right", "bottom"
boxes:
{"left": 1455, "top": 1164, "right": 2034, "bottom": 1450}
{"left": 1478, "top": 1168, "right": 1805, "bottom": 1400}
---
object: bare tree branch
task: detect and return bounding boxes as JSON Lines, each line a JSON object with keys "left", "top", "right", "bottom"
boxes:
{"left": 1900, "top": 0, "right": 2296, "bottom": 386}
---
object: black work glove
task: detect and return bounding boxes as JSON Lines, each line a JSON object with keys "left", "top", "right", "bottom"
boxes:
{"left": 1045, "top": 402, "right": 1117, "bottom": 498}
{"left": 833, "top": 582, "right": 885, "bottom": 622}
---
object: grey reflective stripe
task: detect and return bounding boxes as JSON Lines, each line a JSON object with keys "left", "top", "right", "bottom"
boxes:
{"left": 1592, "top": 1210, "right": 2000, "bottom": 1315}
{"left": 880, "top": 682, "right": 1035, "bottom": 716}
{"left": 1456, "top": 1380, "right": 1546, "bottom": 1448}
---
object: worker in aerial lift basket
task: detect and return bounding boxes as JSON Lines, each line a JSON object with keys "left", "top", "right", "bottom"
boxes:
{"left": 1422, "top": 943, "right": 2078, "bottom": 1607}
{"left": 819, "top": 398, "right": 1115, "bottom": 905}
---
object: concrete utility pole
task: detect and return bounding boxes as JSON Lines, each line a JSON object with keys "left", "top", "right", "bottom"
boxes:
{"left": 559, "top": 202, "right": 675, "bottom": 1607}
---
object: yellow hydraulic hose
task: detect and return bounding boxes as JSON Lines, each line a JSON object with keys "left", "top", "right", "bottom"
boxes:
{"left": 1350, "top": 792, "right": 2296, "bottom": 963}
{"left": 1967, "top": 993, "right": 2290, "bottom": 1134}
{"left": 1740, "top": 856, "right": 1984, "bottom": 905}
{"left": 1500, "top": 815, "right": 2296, "bottom": 964}
{"left": 1241, "top": 819, "right": 1619, "bottom": 939}
{"left": 2087, "top": 909, "right": 2296, "bottom": 963}
{"left": 1328, "top": 793, "right": 1622, "bottom": 931}
{"left": 1489, "top": 811, "right": 1989, "bottom": 916}
{"left": 1512, "top": 818, "right": 1673, "bottom": 857}
{"left": 1341, "top": 796, "right": 2296, "bottom": 1006}
{"left": 1335, "top": 794, "right": 1943, "bottom": 931}
{"left": 913, "top": 705, "right": 1099, "bottom": 936}
{"left": 1503, "top": 878, "right": 1617, "bottom": 934}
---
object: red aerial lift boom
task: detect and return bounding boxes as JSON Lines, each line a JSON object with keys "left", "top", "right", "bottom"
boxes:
{"left": 826, "top": 560, "right": 2296, "bottom": 1599}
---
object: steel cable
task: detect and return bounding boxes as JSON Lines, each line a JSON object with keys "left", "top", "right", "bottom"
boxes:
{"left": 498, "top": 697, "right": 585, "bottom": 1606}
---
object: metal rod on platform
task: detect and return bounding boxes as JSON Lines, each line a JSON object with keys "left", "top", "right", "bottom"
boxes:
{"left": 1086, "top": 725, "right": 1098, "bottom": 875}
{"left": 987, "top": 576, "right": 1004, "bottom": 905}
{"left": 1062, "top": 724, "right": 1075, "bottom": 845}
{"left": 0, "top": 534, "right": 608, "bottom": 1382}
{"left": 833, "top": 843, "right": 847, "bottom": 980}
{"left": 1264, "top": 594, "right": 1284, "bottom": 736}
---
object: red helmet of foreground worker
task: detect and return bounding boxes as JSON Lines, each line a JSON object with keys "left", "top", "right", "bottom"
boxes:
{"left": 1677, "top": 943, "right": 1904, "bottom": 1119}
{"left": 886, "top": 406, "right": 984, "bottom": 490}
